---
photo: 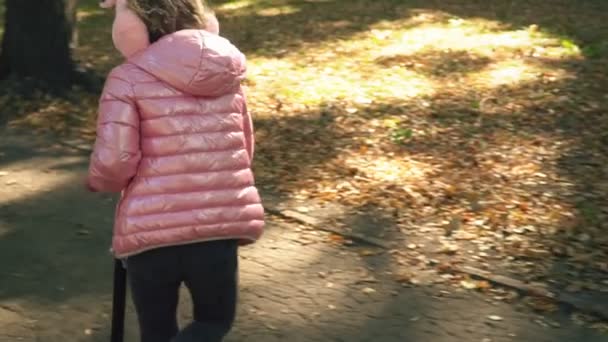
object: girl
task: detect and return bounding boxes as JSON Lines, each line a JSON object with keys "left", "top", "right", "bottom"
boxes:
{"left": 88, "top": 1, "right": 264, "bottom": 341}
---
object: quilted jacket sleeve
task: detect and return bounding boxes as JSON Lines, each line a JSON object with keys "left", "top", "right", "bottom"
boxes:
{"left": 87, "top": 68, "right": 141, "bottom": 192}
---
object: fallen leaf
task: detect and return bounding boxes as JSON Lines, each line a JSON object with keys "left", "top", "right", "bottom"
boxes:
{"left": 577, "top": 233, "right": 591, "bottom": 243}
{"left": 590, "top": 322, "right": 608, "bottom": 333}
{"left": 265, "top": 323, "right": 278, "bottom": 331}
{"left": 395, "top": 273, "right": 412, "bottom": 284}
{"left": 437, "top": 262, "right": 454, "bottom": 273}
{"left": 356, "top": 276, "right": 378, "bottom": 284}
{"left": 565, "top": 283, "right": 583, "bottom": 293}
{"left": 454, "top": 231, "right": 478, "bottom": 240}
{"left": 524, "top": 248, "right": 551, "bottom": 258}
{"left": 461, "top": 280, "right": 478, "bottom": 290}
{"left": 445, "top": 216, "right": 461, "bottom": 236}
{"left": 328, "top": 234, "right": 345, "bottom": 244}
{"left": 438, "top": 243, "right": 460, "bottom": 254}
{"left": 547, "top": 320, "right": 561, "bottom": 328}
{"left": 477, "top": 280, "right": 492, "bottom": 290}
{"left": 360, "top": 249, "right": 379, "bottom": 256}
{"left": 525, "top": 296, "right": 559, "bottom": 313}
{"left": 535, "top": 319, "right": 549, "bottom": 328}
{"left": 362, "top": 287, "right": 377, "bottom": 294}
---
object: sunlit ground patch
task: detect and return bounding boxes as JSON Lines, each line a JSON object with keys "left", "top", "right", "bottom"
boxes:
{"left": 0, "top": 161, "right": 82, "bottom": 204}
{"left": 343, "top": 154, "right": 432, "bottom": 184}
{"left": 257, "top": 5, "right": 300, "bottom": 17}
{"left": 247, "top": 14, "right": 581, "bottom": 114}
{"left": 470, "top": 59, "right": 567, "bottom": 88}
{"left": 249, "top": 57, "right": 436, "bottom": 106}
{"left": 76, "top": 8, "right": 104, "bottom": 20}
{"left": 216, "top": 0, "right": 299, "bottom": 15}
{"left": 216, "top": 0, "right": 255, "bottom": 11}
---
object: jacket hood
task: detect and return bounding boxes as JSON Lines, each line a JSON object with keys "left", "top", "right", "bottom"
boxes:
{"left": 130, "top": 30, "right": 246, "bottom": 97}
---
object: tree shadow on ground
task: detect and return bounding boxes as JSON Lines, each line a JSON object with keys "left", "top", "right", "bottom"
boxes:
{"left": 367, "top": 60, "right": 605, "bottom": 289}
{"left": 253, "top": 109, "right": 347, "bottom": 193}
{"left": 376, "top": 50, "right": 493, "bottom": 78}
{"left": 212, "top": 0, "right": 410, "bottom": 57}
{"left": 249, "top": 34, "right": 608, "bottom": 308}
{"left": 419, "top": 56, "right": 608, "bottom": 293}
{"left": 0, "top": 160, "right": 116, "bottom": 339}
{"left": 227, "top": 221, "right": 607, "bottom": 342}
{"left": 0, "top": 148, "right": 112, "bottom": 304}
{"left": 0, "top": 139, "right": 420, "bottom": 341}
{"left": 0, "top": 105, "right": 346, "bottom": 339}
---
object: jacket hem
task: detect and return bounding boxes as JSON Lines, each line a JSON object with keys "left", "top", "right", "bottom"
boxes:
{"left": 113, "top": 234, "right": 258, "bottom": 259}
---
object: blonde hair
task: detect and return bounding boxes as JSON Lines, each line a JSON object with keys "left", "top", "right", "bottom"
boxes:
{"left": 126, "top": 0, "right": 212, "bottom": 42}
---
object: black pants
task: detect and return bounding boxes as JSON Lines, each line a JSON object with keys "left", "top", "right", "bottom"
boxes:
{"left": 125, "top": 240, "right": 238, "bottom": 342}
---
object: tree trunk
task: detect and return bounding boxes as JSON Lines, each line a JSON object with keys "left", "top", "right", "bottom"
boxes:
{"left": 66, "top": 0, "right": 79, "bottom": 48}
{"left": 0, "top": 0, "right": 76, "bottom": 85}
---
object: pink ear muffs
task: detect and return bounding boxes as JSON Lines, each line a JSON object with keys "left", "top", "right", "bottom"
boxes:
{"left": 101, "top": 0, "right": 221, "bottom": 58}
{"left": 204, "top": 12, "right": 220, "bottom": 35}
{"left": 100, "top": 0, "right": 150, "bottom": 58}
{"left": 112, "top": 5, "right": 151, "bottom": 58}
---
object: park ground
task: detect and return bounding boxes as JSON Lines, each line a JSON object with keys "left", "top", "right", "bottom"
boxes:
{"left": 1, "top": 0, "right": 608, "bottom": 340}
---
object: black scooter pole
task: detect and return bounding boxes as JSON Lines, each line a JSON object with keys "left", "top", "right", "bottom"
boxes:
{"left": 110, "top": 259, "right": 127, "bottom": 342}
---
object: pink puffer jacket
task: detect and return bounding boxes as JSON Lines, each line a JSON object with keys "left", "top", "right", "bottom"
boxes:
{"left": 87, "top": 30, "right": 264, "bottom": 258}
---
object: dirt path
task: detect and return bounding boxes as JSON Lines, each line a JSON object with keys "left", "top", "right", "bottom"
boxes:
{"left": 0, "top": 131, "right": 605, "bottom": 342}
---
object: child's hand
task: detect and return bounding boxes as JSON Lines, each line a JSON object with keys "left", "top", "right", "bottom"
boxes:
{"left": 99, "top": 0, "right": 117, "bottom": 9}
{"left": 84, "top": 178, "right": 98, "bottom": 192}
